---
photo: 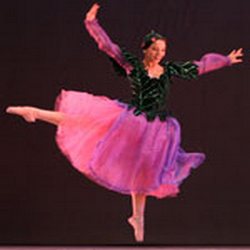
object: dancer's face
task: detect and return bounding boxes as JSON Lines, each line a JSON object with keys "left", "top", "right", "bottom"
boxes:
{"left": 143, "top": 39, "right": 167, "bottom": 63}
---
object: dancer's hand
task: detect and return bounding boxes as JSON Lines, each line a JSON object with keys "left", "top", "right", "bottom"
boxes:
{"left": 86, "top": 3, "right": 100, "bottom": 21}
{"left": 228, "top": 48, "right": 243, "bottom": 64}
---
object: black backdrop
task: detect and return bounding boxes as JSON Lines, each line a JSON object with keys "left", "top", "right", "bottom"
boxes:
{"left": 0, "top": 0, "right": 250, "bottom": 246}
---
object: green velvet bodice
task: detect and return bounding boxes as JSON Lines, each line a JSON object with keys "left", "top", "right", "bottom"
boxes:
{"left": 110, "top": 49, "right": 198, "bottom": 121}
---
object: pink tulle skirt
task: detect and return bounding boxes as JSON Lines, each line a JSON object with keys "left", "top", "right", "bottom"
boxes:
{"left": 55, "top": 89, "right": 205, "bottom": 198}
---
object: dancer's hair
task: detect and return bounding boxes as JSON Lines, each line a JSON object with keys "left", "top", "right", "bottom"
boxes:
{"left": 141, "top": 30, "right": 168, "bottom": 50}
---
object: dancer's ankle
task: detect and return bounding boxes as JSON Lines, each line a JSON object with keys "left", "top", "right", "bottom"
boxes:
{"left": 128, "top": 215, "right": 144, "bottom": 242}
{"left": 6, "top": 106, "right": 37, "bottom": 123}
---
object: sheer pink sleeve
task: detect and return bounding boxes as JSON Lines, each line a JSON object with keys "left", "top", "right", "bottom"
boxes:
{"left": 84, "top": 19, "right": 133, "bottom": 74}
{"left": 194, "top": 53, "right": 231, "bottom": 75}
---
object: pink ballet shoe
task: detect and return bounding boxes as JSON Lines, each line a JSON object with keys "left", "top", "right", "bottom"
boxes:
{"left": 128, "top": 216, "right": 144, "bottom": 242}
{"left": 6, "top": 106, "right": 37, "bottom": 123}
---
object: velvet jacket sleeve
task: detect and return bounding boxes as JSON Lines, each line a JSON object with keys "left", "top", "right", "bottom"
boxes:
{"left": 84, "top": 18, "right": 133, "bottom": 75}
{"left": 167, "top": 61, "right": 198, "bottom": 80}
{"left": 194, "top": 53, "right": 231, "bottom": 75}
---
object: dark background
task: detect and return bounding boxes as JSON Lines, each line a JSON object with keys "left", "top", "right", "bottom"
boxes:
{"left": 0, "top": 0, "right": 249, "bottom": 246}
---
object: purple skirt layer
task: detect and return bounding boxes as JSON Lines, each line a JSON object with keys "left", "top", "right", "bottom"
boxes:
{"left": 55, "top": 90, "right": 205, "bottom": 198}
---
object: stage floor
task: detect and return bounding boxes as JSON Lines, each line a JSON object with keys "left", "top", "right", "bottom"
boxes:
{"left": 0, "top": 247, "right": 249, "bottom": 250}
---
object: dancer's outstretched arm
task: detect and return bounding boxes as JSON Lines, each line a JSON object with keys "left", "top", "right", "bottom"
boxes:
{"left": 194, "top": 48, "right": 243, "bottom": 75}
{"left": 84, "top": 3, "right": 133, "bottom": 74}
{"left": 169, "top": 48, "right": 243, "bottom": 79}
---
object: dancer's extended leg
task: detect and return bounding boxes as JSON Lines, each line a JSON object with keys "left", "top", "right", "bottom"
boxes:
{"left": 128, "top": 193, "right": 146, "bottom": 242}
{"left": 6, "top": 106, "right": 64, "bottom": 126}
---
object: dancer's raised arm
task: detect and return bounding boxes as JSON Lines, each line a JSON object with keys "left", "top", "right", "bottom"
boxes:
{"left": 194, "top": 48, "right": 243, "bottom": 75}
{"left": 84, "top": 3, "right": 132, "bottom": 74}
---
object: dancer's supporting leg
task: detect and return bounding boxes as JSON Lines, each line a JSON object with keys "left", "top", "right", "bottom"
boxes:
{"left": 6, "top": 106, "right": 64, "bottom": 125}
{"left": 128, "top": 193, "right": 146, "bottom": 242}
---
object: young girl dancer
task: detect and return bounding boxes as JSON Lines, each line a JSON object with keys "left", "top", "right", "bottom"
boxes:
{"left": 6, "top": 3, "right": 243, "bottom": 242}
